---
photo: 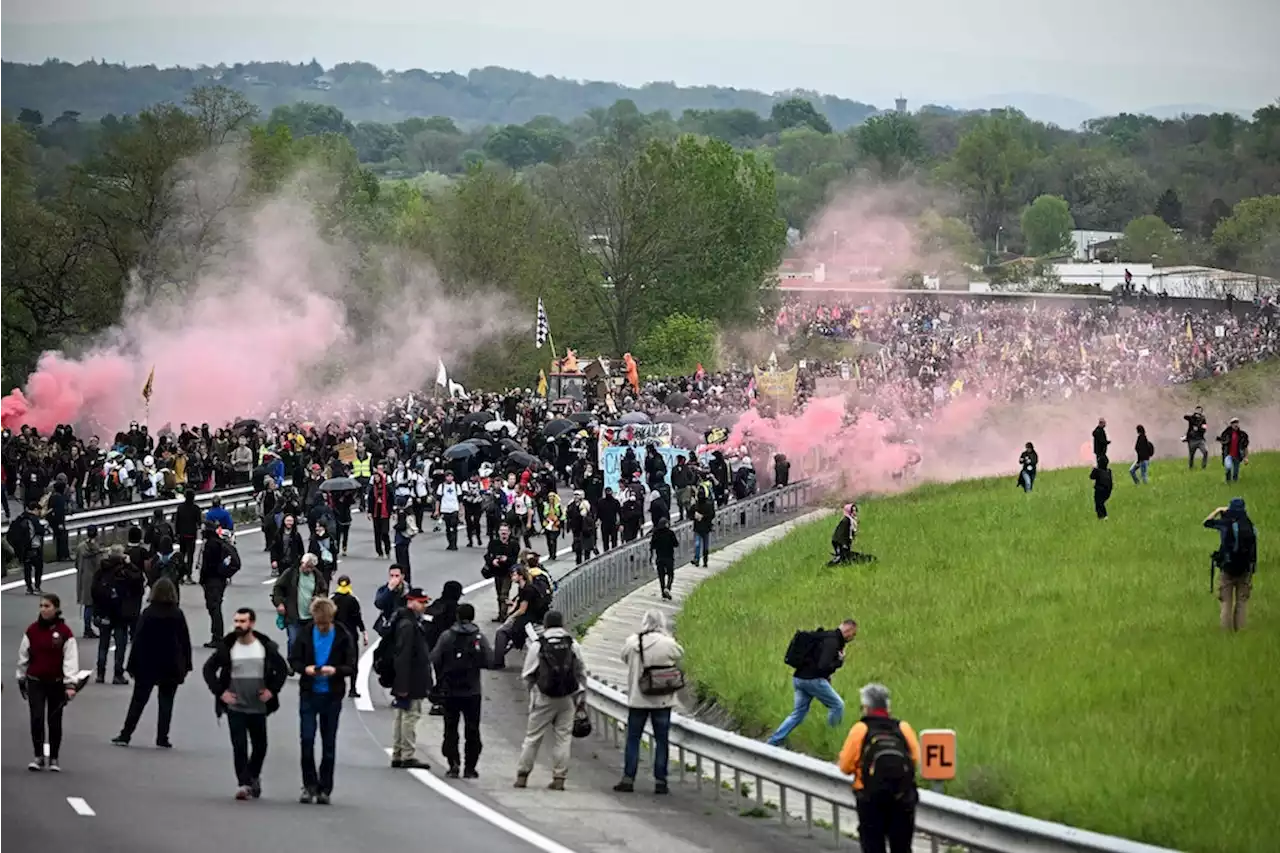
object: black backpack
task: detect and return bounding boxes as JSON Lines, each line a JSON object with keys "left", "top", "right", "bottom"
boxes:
{"left": 530, "top": 571, "right": 554, "bottom": 609}
{"left": 373, "top": 630, "right": 397, "bottom": 688}
{"left": 784, "top": 629, "right": 822, "bottom": 669}
{"left": 860, "top": 716, "right": 916, "bottom": 800}
{"left": 441, "top": 630, "right": 485, "bottom": 686}
{"left": 535, "top": 634, "right": 579, "bottom": 697}
{"left": 1224, "top": 517, "right": 1258, "bottom": 575}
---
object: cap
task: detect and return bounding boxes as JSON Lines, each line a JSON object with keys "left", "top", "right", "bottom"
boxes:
{"left": 405, "top": 587, "right": 431, "bottom": 602}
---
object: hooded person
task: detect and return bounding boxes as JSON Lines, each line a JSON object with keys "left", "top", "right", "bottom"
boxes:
{"left": 1205, "top": 497, "right": 1258, "bottom": 631}
{"left": 831, "top": 503, "right": 858, "bottom": 563}
{"left": 423, "top": 580, "right": 464, "bottom": 715}
{"left": 331, "top": 575, "right": 368, "bottom": 698}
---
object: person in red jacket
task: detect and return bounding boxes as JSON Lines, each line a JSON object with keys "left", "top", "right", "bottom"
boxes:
{"left": 368, "top": 464, "right": 393, "bottom": 558}
{"left": 16, "top": 593, "right": 81, "bottom": 771}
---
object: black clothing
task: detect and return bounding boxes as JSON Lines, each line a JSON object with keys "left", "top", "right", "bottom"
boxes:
{"left": 391, "top": 608, "right": 435, "bottom": 700}
{"left": 794, "top": 629, "right": 846, "bottom": 681}
{"left": 201, "top": 631, "right": 289, "bottom": 719}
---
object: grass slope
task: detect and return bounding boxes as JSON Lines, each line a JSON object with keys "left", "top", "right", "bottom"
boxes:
{"left": 680, "top": 453, "right": 1279, "bottom": 853}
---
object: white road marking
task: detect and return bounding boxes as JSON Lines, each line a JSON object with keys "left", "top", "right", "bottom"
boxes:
{"left": 1, "top": 568, "right": 76, "bottom": 593}
{"left": 381, "top": 749, "right": 579, "bottom": 853}
{"left": 66, "top": 797, "right": 96, "bottom": 816}
{"left": 354, "top": 636, "right": 380, "bottom": 712}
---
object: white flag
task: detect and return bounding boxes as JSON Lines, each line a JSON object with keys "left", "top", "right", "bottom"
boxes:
{"left": 436, "top": 358, "right": 448, "bottom": 388}
{"left": 448, "top": 380, "right": 468, "bottom": 399}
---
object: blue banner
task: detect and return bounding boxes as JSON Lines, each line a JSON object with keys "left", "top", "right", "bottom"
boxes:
{"left": 601, "top": 445, "right": 700, "bottom": 494}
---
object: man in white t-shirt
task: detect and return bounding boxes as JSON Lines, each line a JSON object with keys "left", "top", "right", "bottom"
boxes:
{"left": 435, "top": 471, "right": 462, "bottom": 551}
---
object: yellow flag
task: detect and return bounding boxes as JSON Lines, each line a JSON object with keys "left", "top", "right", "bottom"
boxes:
{"left": 536, "top": 370, "right": 548, "bottom": 397}
{"left": 1080, "top": 342, "right": 1087, "bottom": 361}
{"left": 1174, "top": 353, "right": 1181, "bottom": 371}
{"left": 1185, "top": 319, "right": 1193, "bottom": 341}
{"left": 141, "top": 366, "right": 155, "bottom": 402}
{"left": 977, "top": 328, "right": 984, "bottom": 345}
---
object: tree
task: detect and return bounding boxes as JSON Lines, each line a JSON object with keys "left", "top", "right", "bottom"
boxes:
{"left": 1120, "top": 215, "right": 1186, "bottom": 264}
{"left": 483, "top": 125, "right": 574, "bottom": 169}
{"left": 856, "top": 113, "right": 924, "bottom": 177}
{"left": 944, "top": 111, "right": 1038, "bottom": 241}
{"left": 266, "top": 102, "right": 353, "bottom": 139}
{"left": 634, "top": 313, "right": 718, "bottom": 377}
{"left": 545, "top": 134, "right": 784, "bottom": 353}
{"left": 1020, "top": 194, "right": 1074, "bottom": 256}
{"left": 917, "top": 211, "right": 981, "bottom": 266}
{"left": 1212, "top": 195, "right": 1280, "bottom": 276}
{"left": 770, "top": 98, "right": 832, "bottom": 135}
{"left": 1154, "top": 187, "right": 1184, "bottom": 229}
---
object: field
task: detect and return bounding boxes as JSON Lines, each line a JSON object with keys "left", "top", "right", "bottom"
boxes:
{"left": 679, "top": 452, "right": 1280, "bottom": 853}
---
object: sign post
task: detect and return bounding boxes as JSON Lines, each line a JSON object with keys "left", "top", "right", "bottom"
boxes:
{"left": 919, "top": 729, "right": 956, "bottom": 853}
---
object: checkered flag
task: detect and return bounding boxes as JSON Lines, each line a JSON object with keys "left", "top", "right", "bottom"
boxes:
{"left": 535, "top": 297, "right": 550, "bottom": 349}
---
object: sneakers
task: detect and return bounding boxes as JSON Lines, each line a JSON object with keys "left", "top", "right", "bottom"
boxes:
{"left": 299, "top": 788, "right": 315, "bottom": 804}
{"left": 445, "top": 765, "right": 460, "bottom": 779}
{"left": 347, "top": 688, "right": 361, "bottom": 699}
{"left": 28, "top": 757, "right": 45, "bottom": 772}
{"left": 548, "top": 778, "right": 566, "bottom": 791}
{"left": 156, "top": 739, "right": 173, "bottom": 749}
{"left": 250, "top": 778, "right": 262, "bottom": 799}
{"left": 315, "top": 792, "right": 331, "bottom": 805}
{"left": 111, "top": 735, "right": 130, "bottom": 747}
{"left": 95, "top": 673, "right": 105, "bottom": 684}
{"left": 112, "top": 675, "right": 130, "bottom": 686}
{"left": 513, "top": 774, "right": 529, "bottom": 788}
{"left": 47, "top": 760, "right": 60, "bottom": 772}
{"left": 401, "top": 758, "right": 430, "bottom": 770}
{"left": 655, "top": 781, "right": 669, "bottom": 795}
{"left": 613, "top": 779, "right": 635, "bottom": 792}
{"left": 463, "top": 768, "right": 479, "bottom": 779}
{"left": 235, "top": 786, "right": 252, "bottom": 801}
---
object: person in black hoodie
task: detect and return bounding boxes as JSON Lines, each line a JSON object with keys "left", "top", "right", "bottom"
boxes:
{"left": 598, "top": 487, "right": 621, "bottom": 551}
{"left": 200, "top": 527, "right": 240, "bottom": 649}
{"left": 691, "top": 489, "right": 716, "bottom": 568}
{"left": 92, "top": 545, "right": 146, "bottom": 684}
{"left": 288, "top": 597, "right": 357, "bottom": 804}
{"left": 429, "top": 602, "right": 493, "bottom": 779}
{"left": 308, "top": 520, "right": 338, "bottom": 583}
{"left": 389, "top": 587, "right": 434, "bottom": 769}
{"left": 1130, "top": 425, "right": 1155, "bottom": 485}
{"left": 331, "top": 575, "right": 368, "bottom": 698}
{"left": 424, "top": 580, "right": 464, "bottom": 716}
{"left": 1017, "top": 443, "right": 1038, "bottom": 493}
{"left": 1091, "top": 418, "right": 1110, "bottom": 467}
{"left": 172, "top": 491, "right": 203, "bottom": 584}
{"left": 270, "top": 514, "right": 304, "bottom": 579}
{"left": 766, "top": 619, "right": 858, "bottom": 747}
{"left": 649, "top": 516, "right": 679, "bottom": 599}
{"left": 1090, "top": 456, "right": 1114, "bottom": 520}
{"left": 112, "top": 578, "right": 192, "bottom": 747}
{"left": 483, "top": 524, "right": 521, "bottom": 622}
{"left": 202, "top": 607, "right": 289, "bottom": 801}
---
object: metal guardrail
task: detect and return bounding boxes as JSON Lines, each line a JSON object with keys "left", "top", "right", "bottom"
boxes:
{"left": 542, "top": 478, "right": 1180, "bottom": 853}
{"left": 550, "top": 479, "right": 824, "bottom": 629}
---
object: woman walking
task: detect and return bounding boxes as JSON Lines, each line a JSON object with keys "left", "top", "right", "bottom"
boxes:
{"left": 112, "top": 578, "right": 192, "bottom": 748}
{"left": 17, "top": 593, "right": 80, "bottom": 771}
{"left": 614, "top": 609, "right": 684, "bottom": 794}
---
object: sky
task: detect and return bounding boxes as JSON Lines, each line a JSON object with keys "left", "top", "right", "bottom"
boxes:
{"left": 3, "top": 0, "right": 1279, "bottom": 120}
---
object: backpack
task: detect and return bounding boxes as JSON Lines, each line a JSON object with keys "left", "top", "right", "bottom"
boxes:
{"left": 440, "top": 630, "right": 485, "bottom": 686}
{"left": 535, "top": 634, "right": 579, "bottom": 697}
{"left": 530, "top": 571, "right": 554, "bottom": 608}
{"left": 860, "top": 717, "right": 916, "bottom": 800}
{"left": 373, "top": 629, "right": 397, "bottom": 688}
{"left": 1224, "top": 517, "right": 1258, "bottom": 575}
{"left": 784, "top": 629, "right": 823, "bottom": 669}
{"left": 91, "top": 568, "right": 121, "bottom": 611}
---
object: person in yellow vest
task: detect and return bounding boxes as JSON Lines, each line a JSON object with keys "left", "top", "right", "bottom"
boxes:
{"left": 351, "top": 450, "right": 372, "bottom": 513}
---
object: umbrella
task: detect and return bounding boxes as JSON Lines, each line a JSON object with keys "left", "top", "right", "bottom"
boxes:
{"left": 499, "top": 438, "right": 525, "bottom": 454}
{"left": 543, "top": 418, "right": 576, "bottom": 437}
{"left": 460, "top": 411, "right": 493, "bottom": 427}
{"left": 463, "top": 437, "right": 493, "bottom": 448}
{"left": 619, "top": 411, "right": 651, "bottom": 425}
{"left": 443, "top": 443, "right": 479, "bottom": 461}
{"left": 665, "top": 391, "right": 690, "bottom": 409}
{"left": 319, "top": 476, "right": 361, "bottom": 493}
{"left": 568, "top": 412, "right": 596, "bottom": 425}
{"left": 233, "top": 419, "right": 260, "bottom": 433}
{"left": 506, "top": 450, "right": 541, "bottom": 470}
{"left": 654, "top": 412, "right": 679, "bottom": 423}
{"left": 485, "top": 419, "right": 518, "bottom": 435}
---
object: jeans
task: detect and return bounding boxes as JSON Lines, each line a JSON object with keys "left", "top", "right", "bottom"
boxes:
{"left": 767, "top": 677, "right": 845, "bottom": 745}
{"left": 27, "top": 679, "right": 66, "bottom": 760}
{"left": 299, "top": 691, "right": 342, "bottom": 794}
{"left": 286, "top": 619, "right": 312, "bottom": 661}
{"left": 1224, "top": 456, "right": 1241, "bottom": 482}
{"left": 1129, "top": 459, "right": 1149, "bottom": 484}
{"left": 622, "top": 706, "right": 672, "bottom": 782}
{"left": 120, "top": 679, "right": 178, "bottom": 742}
{"left": 442, "top": 694, "right": 483, "bottom": 771}
{"left": 1020, "top": 469, "right": 1034, "bottom": 492}
{"left": 693, "top": 531, "right": 710, "bottom": 564}
{"left": 96, "top": 619, "right": 131, "bottom": 677}
{"left": 227, "top": 711, "right": 268, "bottom": 786}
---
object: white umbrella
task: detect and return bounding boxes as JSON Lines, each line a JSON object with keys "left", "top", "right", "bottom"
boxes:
{"left": 485, "top": 419, "right": 517, "bottom": 435}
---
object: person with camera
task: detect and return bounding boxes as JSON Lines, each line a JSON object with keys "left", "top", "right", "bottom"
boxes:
{"left": 1205, "top": 498, "right": 1258, "bottom": 631}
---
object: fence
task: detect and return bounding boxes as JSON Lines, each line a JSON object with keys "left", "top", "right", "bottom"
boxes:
{"left": 533, "top": 479, "right": 1181, "bottom": 853}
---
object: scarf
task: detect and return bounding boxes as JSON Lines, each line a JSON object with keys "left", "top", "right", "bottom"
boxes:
{"left": 336, "top": 581, "right": 353, "bottom": 595}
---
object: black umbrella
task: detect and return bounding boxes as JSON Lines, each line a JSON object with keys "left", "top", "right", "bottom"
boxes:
{"left": 461, "top": 411, "right": 493, "bottom": 427}
{"left": 619, "top": 411, "right": 651, "bottom": 425}
{"left": 568, "top": 412, "right": 596, "bottom": 425}
{"left": 506, "top": 450, "right": 541, "bottom": 470}
{"left": 233, "top": 418, "right": 260, "bottom": 433}
{"left": 463, "top": 437, "right": 493, "bottom": 448}
{"left": 319, "top": 476, "right": 361, "bottom": 493}
{"left": 443, "top": 443, "right": 479, "bottom": 461}
{"left": 543, "top": 418, "right": 576, "bottom": 437}
{"left": 665, "top": 391, "right": 690, "bottom": 409}
{"left": 499, "top": 438, "right": 525, "bottom": 454}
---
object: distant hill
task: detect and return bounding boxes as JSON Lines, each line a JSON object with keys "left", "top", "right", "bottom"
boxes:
{"left": 0, "top": 59, "right": 883, "bottom": 130}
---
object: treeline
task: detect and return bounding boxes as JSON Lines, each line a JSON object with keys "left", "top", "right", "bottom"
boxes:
{"left": 0, "top": 59, "right": 881, "bottom": 130}
{"left": 1, "top": 88, "right": 781, "bottom": 394}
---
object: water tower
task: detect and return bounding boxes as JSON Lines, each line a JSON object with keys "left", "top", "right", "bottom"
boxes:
{"left": 895, "top": 96, "right": 908, "bottom": 114}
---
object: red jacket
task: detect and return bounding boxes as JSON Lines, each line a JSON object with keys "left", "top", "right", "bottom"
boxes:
{"left": 20, "top": 618, "right": 78, "bottom": 682}
{"left": 369, "top": 475, "right": 392, "bottom": 519}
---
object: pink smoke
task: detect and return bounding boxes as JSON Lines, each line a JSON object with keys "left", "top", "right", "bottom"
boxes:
{"left": 2, "top": 185, "right": 513, "bottom": 434}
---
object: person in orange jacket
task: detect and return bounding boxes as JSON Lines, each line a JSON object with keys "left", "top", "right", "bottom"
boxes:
{"left": 836, "top": 683, "right": 921, "bottom": 853}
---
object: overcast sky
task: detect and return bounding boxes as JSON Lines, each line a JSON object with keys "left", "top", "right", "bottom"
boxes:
{"left": 4, "top": 0, "right": 1278, "bottom": 116}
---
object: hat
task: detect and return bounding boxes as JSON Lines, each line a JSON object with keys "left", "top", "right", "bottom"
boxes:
{"left": 405, "top": 587, "right": 431, "bottom": 602}
{"left": 1229, "top": 497, "right": 1246, "bottom": 512}
{"left": 1230, "top": 417, "right": 1240, "bottom": 424}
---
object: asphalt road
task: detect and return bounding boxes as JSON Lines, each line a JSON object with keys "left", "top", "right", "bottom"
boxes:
{"left": 1, "top": 511, "right": 556, "bottom": 853}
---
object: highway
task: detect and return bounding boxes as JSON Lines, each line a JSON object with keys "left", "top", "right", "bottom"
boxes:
{"left": 1, "top": 513, "right": 555, "bottom": 853}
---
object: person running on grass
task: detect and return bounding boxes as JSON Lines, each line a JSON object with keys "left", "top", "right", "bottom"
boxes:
{"left": 767, "top": 619, "right": 857, "bottom": 747}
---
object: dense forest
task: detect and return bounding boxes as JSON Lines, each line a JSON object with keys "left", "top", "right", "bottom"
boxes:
{"left": 4, "top": 73, "right": 1280, "bottom": 395}
{"left": 1, "top": 59, "right": 884, "bottom": 130}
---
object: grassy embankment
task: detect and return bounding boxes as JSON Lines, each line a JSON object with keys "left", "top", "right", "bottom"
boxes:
{"left": 680, "top": 363, "right": 1279, "bottom": 853}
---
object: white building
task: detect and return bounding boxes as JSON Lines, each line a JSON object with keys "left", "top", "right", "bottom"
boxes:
{"left": 1051, "top": 262, "right": 1277, "bottom": 299}
{"left": 1068, "top": 230, "right": 1124, "bottom": 262}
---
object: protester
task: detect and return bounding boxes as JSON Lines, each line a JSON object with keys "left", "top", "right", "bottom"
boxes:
{"left": 483, "top": 524, "right": 521, "bottom": 623}
{"left": 289, "top": 597, "right": 356, "bottom": 804}
{"left": 423, "top": 580, "right": 464, "bottom": 716}
{"left": 691, "top": 487, "right": 716, "bottom": 568}
{"left": 8, "top": 500, "right": 48, "bottom": 596}
{"left": 374, "top": 564, "right": 409, "bottom": 637}
{"left": 112, "top": 578, "right": 192, "bottom": 748}
{"left": 515, "top": 609, "right": 585, "bottom": 790}
{"left": 836, "top": 683, "right": 921, "bottom": 853}
{"left": 614, "top": 609, "right": 684, "bottom": 794}
{"left": 649, "top": 516, "right": 679, "bottom": 599}
{"left": 1184, "top": 406, "right": 1210, "bottom": 469}
{"left": 1018, "top": 443, "right": 1038, "bottom": 492}
{"left": 492, "top": 559, "right": 553, "bottom": 669}
{"left": 173, "top": 491, "right": 203, "bottom": 583}
{"left": 767, "top": 620, "right": 857, "bottom": 747}
{"left": 1217, "top": 417, "right": 1250, "bottom": 483}
{"left": 331, "top": 574, "right": 368, "bottom": 698}
{"left": 1090, "top": 456, "right": 1114, "bottom": 520}
{"left": 269, "top": 513, "right": 304, "bottom": 579}
{"left": 17, "top": 593, "right": 80, "bottom": 772}
{"left": 202, "top": 607, "right": 289, "bottom": 801}
{"left": 200, "top": 526, "right": 240, "bottom": 649}
{"left": 271, "top": 552, "right": 329, "bottom": 658}
{"left": 1205, "top": 499, "right": 1258, "bottom": 631}
{"left": 91, "top": 544, "right": 145, "bottom": 684}
{"left": 1130, "top": 425, "right": 1155, "bottom": 485}
{"left": 430, "top": 602, "right": 492, "bottom": 779}
{"left": 388, "top": 586, "right": 433, "bottom": 770}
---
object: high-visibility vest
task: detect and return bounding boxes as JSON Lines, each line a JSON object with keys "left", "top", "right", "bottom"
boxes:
{"left": 352, "top": 457, "right": 371, "bottom": 478}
